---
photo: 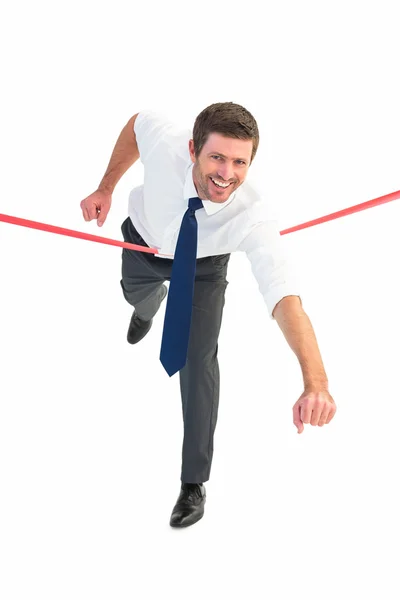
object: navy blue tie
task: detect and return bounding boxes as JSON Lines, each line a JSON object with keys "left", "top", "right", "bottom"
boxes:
{"left": 160, "top": 196, "right": 204, "bottom": 376}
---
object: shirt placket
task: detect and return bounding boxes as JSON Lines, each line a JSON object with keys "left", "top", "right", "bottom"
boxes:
{"left": 158, "top": 212, "right": 186, "bottom": 257}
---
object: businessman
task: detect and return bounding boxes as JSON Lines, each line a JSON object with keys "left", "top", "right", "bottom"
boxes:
{"left": 80, "top": 102, "right": 337, "bottom": 527}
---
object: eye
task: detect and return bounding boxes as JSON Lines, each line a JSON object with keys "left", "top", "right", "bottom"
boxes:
{"left": 236, "top": 160, "right": 246, "bottom": 166}
{"left": 211, "top": 155, "right": 221, "bottom": 160}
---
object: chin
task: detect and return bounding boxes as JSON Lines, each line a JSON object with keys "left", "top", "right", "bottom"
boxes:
{"left": 209, "top": 185, "right": 234, "bottom": 203}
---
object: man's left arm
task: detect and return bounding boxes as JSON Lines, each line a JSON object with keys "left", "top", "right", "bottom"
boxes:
{"left": 273, "top": 295, "right": 336, "bottom": 434}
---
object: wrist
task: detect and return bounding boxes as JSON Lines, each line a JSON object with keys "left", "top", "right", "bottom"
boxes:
{"left": 304, "top": 378, "right": 329, "bottom": 392}
{"left": 97, "top": 182, "right": 114, "bottom": 195}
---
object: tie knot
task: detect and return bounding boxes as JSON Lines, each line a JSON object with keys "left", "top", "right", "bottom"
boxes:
{"left": 188, "top": 197, "right": 203, "bottom": 212}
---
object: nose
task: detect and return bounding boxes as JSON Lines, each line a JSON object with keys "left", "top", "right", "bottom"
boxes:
{"left": 217, "top": 162, "right": 234, "bottom": 181}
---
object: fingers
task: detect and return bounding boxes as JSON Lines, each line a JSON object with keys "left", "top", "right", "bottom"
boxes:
{"left": 97, "top": 203, "right": 110, "bottom": 227}
{"left": 296, "top": 393, "right": 337, "bottom": 433}
{"left": 318, "top": 403, "right": 332, "bottom": 426}
{"left": 310, "top": 399, "right": 324, "bottom": 426}
{"left": 80, "top": 200, "right": 98, "bottom": 222}
{"left": 300, "top": 402, "right": 313, "bottom": 427}
{"left": 81, "top": 190, "right": 112, "bottom": 226}
{"left": 87, "top": 202, "right": 99, "bottom": 221}
{"left": 293, "top": 404, "right": 304, "bottom": 434}
{"left": 80, "top": 199, "right": 102, "bottom": 223}
{"left": 80, "top": 200, "right": 91, "bottom": 222}
{"left": 325, "top": 404, "right": 336, "bottom": 424}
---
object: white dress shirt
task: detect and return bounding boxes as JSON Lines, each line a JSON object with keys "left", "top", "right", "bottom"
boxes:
{"left": 128, "top": 110, "right": 302, "bottom": 320}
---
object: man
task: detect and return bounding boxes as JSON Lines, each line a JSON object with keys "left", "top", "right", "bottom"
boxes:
{"left": 80, "top": 102, "right": 336, "bottom": 528}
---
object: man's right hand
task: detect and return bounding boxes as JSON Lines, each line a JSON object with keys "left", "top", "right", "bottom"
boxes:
{"left": 80, "top": 189, "right": 112, "bottom": 227}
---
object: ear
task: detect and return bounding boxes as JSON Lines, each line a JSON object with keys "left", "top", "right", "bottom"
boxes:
{"left": 188, "top": 139, "right": 196, "bottom": 163}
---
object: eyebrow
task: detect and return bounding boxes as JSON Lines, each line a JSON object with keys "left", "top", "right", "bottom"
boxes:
{"left": 208, "top": 152, "right": 249, "bottom": 162}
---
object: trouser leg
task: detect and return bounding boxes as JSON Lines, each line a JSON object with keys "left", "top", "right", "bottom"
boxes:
{"left": 179, "top": 256, "right": 230, "bottom": 483}
{"left": 120, "top": 218, "right": 167, "bottom": 321}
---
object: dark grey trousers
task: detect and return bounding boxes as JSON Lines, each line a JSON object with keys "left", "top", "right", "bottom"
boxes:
{"left": 120, "top": 217, "right": 230, "bottom": 483}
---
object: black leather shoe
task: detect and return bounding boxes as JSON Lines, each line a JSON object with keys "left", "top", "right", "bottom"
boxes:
{"left": 169, "top": 483, "right": 206, "bottom": 528}
{"left": 127, "top": 312, "right": 152, "bottom": 344}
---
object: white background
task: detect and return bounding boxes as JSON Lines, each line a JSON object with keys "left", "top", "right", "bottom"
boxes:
{"left": 1, "top": 1, "right": 400, "bottom": 598}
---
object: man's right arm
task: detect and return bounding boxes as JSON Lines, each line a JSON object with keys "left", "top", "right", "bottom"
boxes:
{"left": 80, "top": 113, "right": 140, "bottom": 227}
{"left": 97, "top": 113, "right": 140, "bottom": 195}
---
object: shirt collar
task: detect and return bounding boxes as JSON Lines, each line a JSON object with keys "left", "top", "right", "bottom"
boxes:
{"left": 184, "top": 163, "right": 236, "bottom": 216}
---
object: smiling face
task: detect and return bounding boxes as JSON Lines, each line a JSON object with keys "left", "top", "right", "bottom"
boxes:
{"left": 189, "top": 133, "right": 253, "bottom": 203}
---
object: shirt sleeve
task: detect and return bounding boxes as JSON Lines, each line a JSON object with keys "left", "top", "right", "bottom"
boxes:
{"left": 133, "top": 110, "right": 174, "bottom": 164}
{"left": 238, "top": 219, "right": 303, "bottom": 320}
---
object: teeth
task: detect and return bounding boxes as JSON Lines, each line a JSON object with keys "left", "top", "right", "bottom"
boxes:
{"left": 211, "top": 177, "right": 230, "bottom": 188}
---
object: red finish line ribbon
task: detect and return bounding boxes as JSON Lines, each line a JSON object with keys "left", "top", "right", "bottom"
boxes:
{"left": 0, "top": 213, "right": 160, "bottom": 254}
{"left": 280, "top": 189, "right": 400, "bottom": 235}
{"left": 0, "top": 189, "right": 399, "bottom": 249}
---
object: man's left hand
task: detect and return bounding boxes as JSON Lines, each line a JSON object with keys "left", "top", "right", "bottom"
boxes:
{"left": 293, "top": 389, "right": 336, "bottom": 434}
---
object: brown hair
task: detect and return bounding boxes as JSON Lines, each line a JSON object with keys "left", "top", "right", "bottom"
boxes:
{"left": 192, "top": 102, "right": 259, "bottom": 163}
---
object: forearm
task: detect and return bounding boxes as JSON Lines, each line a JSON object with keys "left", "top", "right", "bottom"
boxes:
{"left": 272, "top": 296, "right": 328, "bottom": 390}
{"left": 98, "top": 114, "right": 140, "bottom": 194}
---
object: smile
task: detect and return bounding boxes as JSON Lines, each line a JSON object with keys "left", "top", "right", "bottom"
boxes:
{"left": 210, "top": 177, "right": 231, "bottom": 189}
